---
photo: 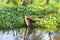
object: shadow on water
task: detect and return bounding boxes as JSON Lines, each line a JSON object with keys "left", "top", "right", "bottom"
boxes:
{"left": 0, "top": 29, "right": 60, "bottom": 40}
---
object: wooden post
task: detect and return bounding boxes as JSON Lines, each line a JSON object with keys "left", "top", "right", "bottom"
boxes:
{"left": 23, "top": 16, "right": 36, "bottom": 40}
{"left": 23, "top": 15, "right": 44, "bottom": 40}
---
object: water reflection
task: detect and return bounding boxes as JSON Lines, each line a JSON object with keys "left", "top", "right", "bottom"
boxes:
{"left": 0, "top": 30, "right": 60, "bottom": 40}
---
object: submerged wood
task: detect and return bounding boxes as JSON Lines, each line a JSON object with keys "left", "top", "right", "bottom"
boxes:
{"left": 54, "top": 34, "right": 60, "bottom": 40}
{"left": 49, "top": 32, "right": 52, "bottom": 40}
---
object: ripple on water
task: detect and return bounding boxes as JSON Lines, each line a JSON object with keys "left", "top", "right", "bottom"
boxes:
{"left": 0, "top": 30, "right": 59, "bottom": 40}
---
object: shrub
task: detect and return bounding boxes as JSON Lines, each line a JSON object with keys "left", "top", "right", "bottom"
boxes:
{"left": 0, "top": 5, "right": 60, "bottom": 32}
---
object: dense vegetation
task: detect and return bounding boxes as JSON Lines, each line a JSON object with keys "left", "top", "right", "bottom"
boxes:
{"left": 0, "top": 0, "right": 60, "bottom": 32}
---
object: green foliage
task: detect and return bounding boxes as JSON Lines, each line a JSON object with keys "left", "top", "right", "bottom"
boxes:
{"left": 0, "top": 4, "right": 60, "bottom": 32}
